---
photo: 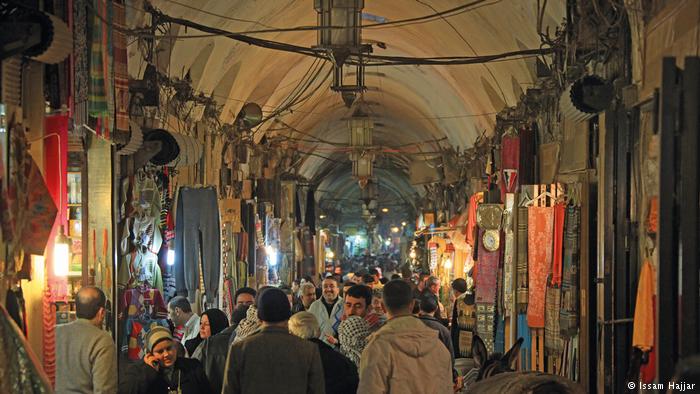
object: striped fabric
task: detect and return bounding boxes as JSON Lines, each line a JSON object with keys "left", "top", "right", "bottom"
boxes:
{"left": 559, "top": 206, "right": 580, "bottom": 337}
{"left": 112, "top": 0, "right": 129, "bottom": 136}
{"left": 88, "top": 0, "right": 114, "bottom": 138}
{"left": 516, "top": 207, "right": 528, "bottom": 313}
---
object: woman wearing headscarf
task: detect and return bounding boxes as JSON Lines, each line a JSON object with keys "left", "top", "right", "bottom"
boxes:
{"left": 185, "top": 308, "right": 228, "bottom": 359}
{"left": 338, "top": 315, "right": 371, "bottom": 368}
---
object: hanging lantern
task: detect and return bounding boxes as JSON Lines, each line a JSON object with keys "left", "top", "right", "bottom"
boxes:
{"left": 348, "top": 114, "right": 374, "bottom": 185}
{"left": 314, "top": 0, "right": 370, "bottom": 107}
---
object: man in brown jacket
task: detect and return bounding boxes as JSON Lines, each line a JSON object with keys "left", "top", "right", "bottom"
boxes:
{"left": 222, "top": 287, "right": 325, "bottom": 394}
{"left": 358, "top": 280, "right": 453, "bottom": 394}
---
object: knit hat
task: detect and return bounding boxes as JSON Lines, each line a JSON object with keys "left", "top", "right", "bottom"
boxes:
{"left": 145, "top": 326, "right": 173, "bottom": 353}
{"left": 256, "top": 288, "right": 291, "bottom": 323}
{"left": 451, "top": 278, "right": 468, "bottom": 294}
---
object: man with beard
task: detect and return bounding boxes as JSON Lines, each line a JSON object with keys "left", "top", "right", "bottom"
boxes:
{"left": 308, "top": 277, "right": 343, "bottom": 345}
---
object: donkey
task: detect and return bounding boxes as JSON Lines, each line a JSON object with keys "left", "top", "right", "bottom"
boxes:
{"left": 464, "top": 335, "right": 584, "bottom": 394}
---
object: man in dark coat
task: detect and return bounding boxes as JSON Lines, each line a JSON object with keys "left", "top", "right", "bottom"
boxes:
{"left": 199, "top": 289, "right": 255, "bottom": 393}
{"left": 222, "top": 288, "right": 325, "bottom": 394}
{"left": 119, "top": 326, "right": 212, "bottom": 394}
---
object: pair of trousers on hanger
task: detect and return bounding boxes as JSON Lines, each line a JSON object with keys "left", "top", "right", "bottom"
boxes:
{"left": 174, "top": 187, "right": 220, "bottom": 304}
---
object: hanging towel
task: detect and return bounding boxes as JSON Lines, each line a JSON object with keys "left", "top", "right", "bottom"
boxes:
{"left": 632, "top": 261, "right": 656, "bottom": 351}
{"left": 551, "top": 203, "right": 566, "bottom": 287}
{"left": 527, "top": 206, "right": 554, "bottom": 328}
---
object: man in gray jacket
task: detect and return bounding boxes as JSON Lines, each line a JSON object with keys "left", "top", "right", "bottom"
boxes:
{"left": 222, "top": 287, "right": 325, "bottom": 394}
{"left": 56, "top": 286, "right": 117, "bottom": 393}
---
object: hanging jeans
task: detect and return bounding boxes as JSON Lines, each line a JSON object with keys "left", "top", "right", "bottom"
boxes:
{"left": 175, "top": 187, "right": 220, "bottom": 304}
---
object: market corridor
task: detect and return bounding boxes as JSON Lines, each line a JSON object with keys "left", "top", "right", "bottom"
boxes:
{"left": 1, "top": 0, "right": 699, "bottom": 393}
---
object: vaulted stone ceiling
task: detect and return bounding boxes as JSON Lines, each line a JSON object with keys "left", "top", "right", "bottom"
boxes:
{"left": 127, "top": 0, "right": 565, "bottom": 225}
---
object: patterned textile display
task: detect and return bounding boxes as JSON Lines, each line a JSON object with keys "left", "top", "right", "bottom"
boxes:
{"left": 118, "top": 287, "right": 168, "bottom": 321}
{"left": 516, "top": 206, "right": 529, "bottom": 312}
{"left": 475, "top": 229, "right": 500, "bottom": 353}
{"left": 112, "top": 0, "right": 129, "bottom": 135}
{"left": 527, "top": 207, "right": 554, "bottom": 328}
{"left": 89, "top": 0, "right": 114, "bottom": 138}
{"left": 455, "top": 293, "right": 476, "bottom": 357}
{"left": 544, "top": 286, "right": 564, "bottom": 356}
{"left": 551, "top": 203, "right": 566, "bottom": 287}
{"left": 73, "top": 0, "right": 89, "bottom": 125}
{"left": 560, "top": 206, "right": 580, "bottom": 337}
{"left": 0, "top": 304, "right": 52, "bottom": 394}
{"left": 122, "top": 317, "right": 169, "bottom": 360}
{"left": 503, "top": 194, "right": 515, "bottom": 317}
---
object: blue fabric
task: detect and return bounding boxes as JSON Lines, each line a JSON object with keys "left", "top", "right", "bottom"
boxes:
{"left": 517, "top": 313, "right": 532, "bottom": 370}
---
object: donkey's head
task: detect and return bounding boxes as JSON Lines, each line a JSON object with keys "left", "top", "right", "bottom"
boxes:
{"left": 472, "top": 335, "right": 524, "bottom": 381}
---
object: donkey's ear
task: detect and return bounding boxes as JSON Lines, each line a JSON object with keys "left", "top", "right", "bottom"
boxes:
{"left": 472, "top": 335, "right": 488, "bottom": 369}
{"left": 502, "top": 337, "right": 524, "bottom": 370}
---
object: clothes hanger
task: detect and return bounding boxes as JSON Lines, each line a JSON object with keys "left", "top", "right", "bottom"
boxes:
{"left": 524, "top": 190, "right": 556, "bottom": 207}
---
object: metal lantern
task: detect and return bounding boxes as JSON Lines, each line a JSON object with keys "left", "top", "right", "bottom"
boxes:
{"left": 314, "top": 0, "right": 369, "bottom": 107}
{"left": 348, "top": 115, "right": 374, "bottom": 184}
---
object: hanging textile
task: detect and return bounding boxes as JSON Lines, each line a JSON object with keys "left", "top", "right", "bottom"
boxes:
{"left": 88, "top": 0, "right": 114, "bottom": 138}
{"left": 112, "top": 0, "right": 128, "bottom": 135}
{"left": 560, "top": 206, "right": 580, "bottom": 337}
{"left": 466, "top": 193, "right": 483, "bottom": 246}
{"left": 544, "top": 286, "right": 564, "bottom": 356}
{"left": 0, "top": 304, "right": 52, "bottom": 394}
{"left": 475, "top": 229, "right": 499, "bottom": 353}
{"left": 551, "top": 203, "right": 566, "bottom": 287}
{"left": 633, "top": 261, "right": 656, "bottom": 351}
{"left": 500, "top": 134, "right": 520, "bottom": 201}
{"left": 519, "top": 126, "right": 538, "bottom": 185}
{"left": 453, "top": 292, "right": 476, "bottom": 357}
{"left": 527, "top": 207, "right": 554, "bottom": 328}
{"left": 503, "top": 194, "right": 515, "bottom": 317}
{"left": 517, "top": 313, "right": 532, "bottom": 371}
{"left": 516, "top": 206, "right": 529, "bottom": 312}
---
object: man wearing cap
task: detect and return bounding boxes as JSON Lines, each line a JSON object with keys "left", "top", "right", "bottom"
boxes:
{"left": 222, "top": 287, "right": 325, "bottom": 394}
{"left": 119, "top": 326, "right": 212, "bottom": 393}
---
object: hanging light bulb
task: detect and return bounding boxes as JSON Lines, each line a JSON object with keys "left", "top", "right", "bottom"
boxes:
{"left": 409, "top": 249, "right": 417, "bottom": 259}
{"left": 53, "top": 225, "right": 70, "bottom": 276}
{"left": 265, "top": 245, "right": 278, "bottom": 266}
{"left": 390, "top": 226, "right": 400, "bottom": 234}
{"left": 326, "top": 250, "right": 335, "bottom": 260}
{"left": 444, "top": 257, "right": 453, "bottom": 270}
{"left": 167, "top": 244, "right": 175, "bottom": 266}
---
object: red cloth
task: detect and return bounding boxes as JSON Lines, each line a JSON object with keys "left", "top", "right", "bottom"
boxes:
{"left": 500, "top": 135, "right": 521, "bottom": 201}
{"left": 527, "top": 206, "right": 553, "bottom": 328}
{"left": 551, "top": 203, "right": 565, "bottom": 287}
{"left": 475, "top": 230, "right": 500, "bottom": 305}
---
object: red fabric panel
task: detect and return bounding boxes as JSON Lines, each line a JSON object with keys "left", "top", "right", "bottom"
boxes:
{"left": 551, "top": 203, "right": 565, "bottom": 287}
{"left": 527, "top": 206, "right": 553, "bottom": 328}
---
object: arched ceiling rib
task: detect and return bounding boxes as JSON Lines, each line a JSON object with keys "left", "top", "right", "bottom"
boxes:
{"left": 128, "top": 0, "right": 565, "bottom": 222}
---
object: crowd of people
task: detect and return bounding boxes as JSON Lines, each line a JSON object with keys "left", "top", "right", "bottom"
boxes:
{"left": 54, "top": 269, "right": 474, "bottom": 394}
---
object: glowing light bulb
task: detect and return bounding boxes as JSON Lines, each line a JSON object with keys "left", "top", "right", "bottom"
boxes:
{"left": 381, "top": 208, "right": 389, "bottom": 213}
{"left": 444, "top": 258, "right": 453, "bottom": 269}
{"left": 409, "top": 249, "right": 417, "bottom": 259}
{"left": 326, "top": 250, "right": 335, "bottom": 259}
{"left": 266, "top": 245, "right": 278, "bottom": 266}
{"left": 167, "top": 249, "right": 175, "bottom": 266}
{"left": 390, "top": 226, "right": 400, "bottom": 233}
{"left": 384, "top": 239, "right": 391, "bottom": 246}
{"left": 53, "top": 226, "right": 70, "bottom": 276}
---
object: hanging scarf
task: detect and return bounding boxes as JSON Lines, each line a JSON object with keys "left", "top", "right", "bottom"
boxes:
{"left": 527, "top": 206, "right": 554, "bottom": 328}
{"left": 503, "top": 194, "right": 515, "bottom": 317}
{"left": 544, "top": 286, "right": 564, "bottom": 356}
{"left": 559, "top": 206, "right": 580, "bottom": 337}
{"left": 475, "top": 229, "right": 499, "bottom": 353}
{"left": 516, "top": 206, "right": 529, "bottom": 312}
{"left": 551, "top": 203, "right": 566, "bottom": 287}
{"left": 88, "top": 0, "right": 114, "bottom": 138}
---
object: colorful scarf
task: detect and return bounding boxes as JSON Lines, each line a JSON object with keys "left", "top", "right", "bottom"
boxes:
{"left": 527, "top": 207, "right": 553, "bottom": 328}
{"left": 503, "top": 194, "right": 515, "bottom": 317}
{"left": 89, "top": 0, "right": 114, "bottom": 138}
{"left": 475, "top": 229, "right": 499, "bottom": 353}
{"left": 112, "top": 0, "right": 129, "bottom": 136}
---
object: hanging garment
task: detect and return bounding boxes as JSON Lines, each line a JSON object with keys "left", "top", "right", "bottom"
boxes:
{"left": 503, "top": 194, "right": 515, "bottom": 317}
{"left": 519, "top": 126, "right": 537, "bottom": 185}
{"left": 452, "top": 292, "right": 476, "bottom": 357}
{"left": 527, "top": 206, "right": 554, "bottom": 328}
{"left": 88, "top": 0, "right": 114, "bottom": 138}
{"left": 112, "top": 0, "right": 129, "bottom": 135}
{"left": 118, "top": 286, "right": 168, "bottom": 321}
{"left": 551, "top": 203, "right": 566, "bottom": 287}
{"left": 0, "top": 304, "right": 52, "bottom": 394}
{"left": 500, "top": 134, "right": 520, "bottom": 201}
{"left": 632, "top": 261, "right": 656, "bottom": 351}
{"left": 516, "top": 206, "right": 529, "bottom": 312}
{"left": 174, "top": 187, "right": 221, "bottom": 303}
{"left": 122, "top": 317, "right": 169, "bottom": 361}
{"left": 560, "top": 206, "right": 580, "bottom": 337}
{"left": 544, "top": 286, "right": 564, "bottom": 356}
{"left": 517, "top": 313, "right": 532, "bottom": 371}
{"left": 475, "top": 229, "right": 499, "bottom": 353}
{"left": 466, "top": 193, "right": 484, "bottom": 247}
